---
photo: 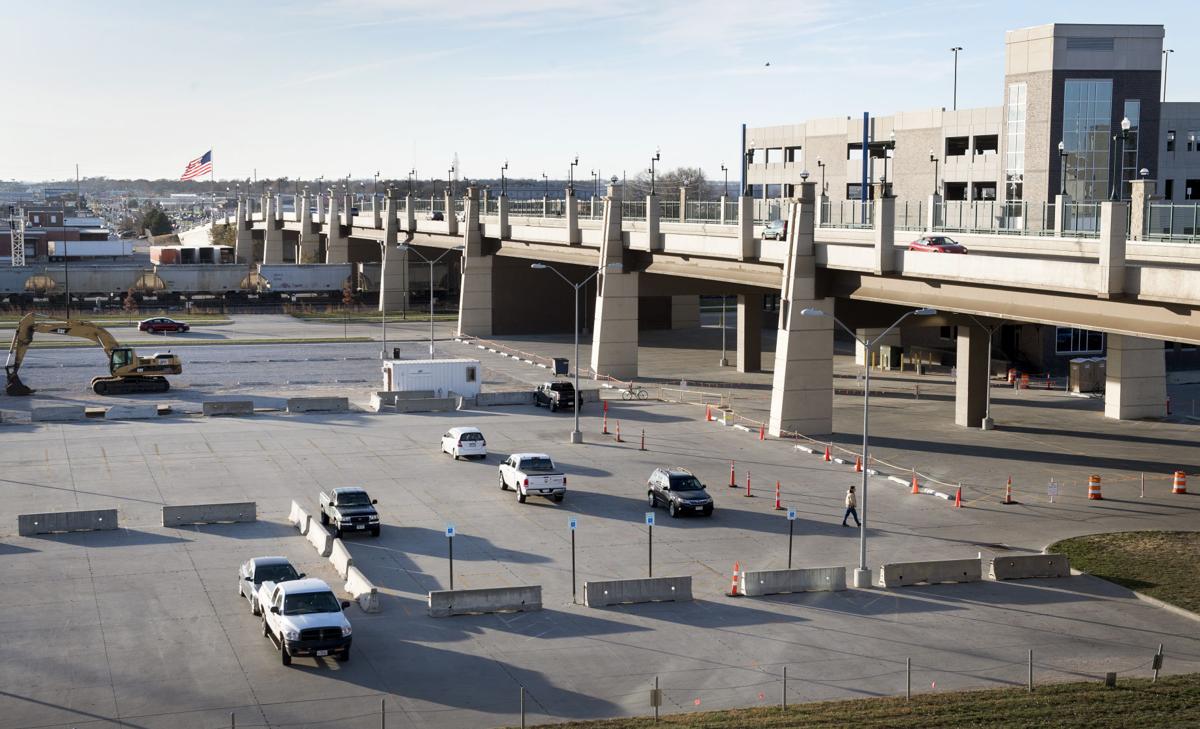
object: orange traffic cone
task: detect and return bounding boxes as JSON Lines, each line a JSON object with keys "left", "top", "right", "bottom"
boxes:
{"left": 1003, "top": 476, "right": 1015, "bottom": 505}
{"left": 728, "top": 562, "right": 741, "bottom": 597}
{"left": 729, "top": 460, "right": 736, "bottom": 488}
{"left": 954, "top": 484, "right": 963, "bottom": 508}
{"left": 774, "top": 481, "right": 783, "bottom": 510}
{"left": 1173, "top": 471, "right": 1187, "bottom": 494}
{"left": 602, "top": 410, "right": 609, "bottom": 435}
{"left": 854, "top": 456, "right": 862, "bottom": 473}
{"left": 640, "top": 429, "right": 646, "bottom": 451}
{"left": 1087, "top": 474, "right": 1103, "bottom": 500}
{"left": 823, "top": 444, "right": 832, "bottom": 462}
{"left": 744, "top": 471, "right": 753, "bottom": 497}
{"left": 705, "top": 404, "right": 712, "bottom": 422}
{"left": 615, "top": 421, "right": 623, "bottom": 443}
{"left": 759, "top": 423, "right": 765, "bottom": 441}
{"left": 910, "top": 469, "right": 919, "bottom": 495}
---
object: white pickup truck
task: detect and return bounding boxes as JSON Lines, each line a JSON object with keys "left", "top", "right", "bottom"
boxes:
{"left": 498, "top": 452, "right": 566, "bottom": 503}
{"left": 257, "top": 578, "right": 353, "bottom": 665}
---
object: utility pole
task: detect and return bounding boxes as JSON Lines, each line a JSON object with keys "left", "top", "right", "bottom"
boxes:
{"left": 950, "top": 47, "right": 963, "bottom": 110}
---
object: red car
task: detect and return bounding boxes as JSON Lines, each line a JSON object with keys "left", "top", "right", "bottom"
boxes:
{"left": 138, "top": 317, "right": 190, "bottom": 333}
{"left": 908, "top": 235, "right": 968, "bottom": 254}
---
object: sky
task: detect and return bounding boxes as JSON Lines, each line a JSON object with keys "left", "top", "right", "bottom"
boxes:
{"left": 1, "top": 0, "right": 1193, "bottom": 183}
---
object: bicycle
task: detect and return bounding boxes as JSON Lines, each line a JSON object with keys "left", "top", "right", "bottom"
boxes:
{"left": 621, "top": 383, "right": 649, "bottom": 400}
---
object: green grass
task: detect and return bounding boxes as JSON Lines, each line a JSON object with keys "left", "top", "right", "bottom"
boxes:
{"left": 1050, "top": 531, "right": 1200, "bottom": 613}
{"left": 289, "top": 311, "right": 457, "bottom": 323}
{"left": 514, "top": 674, "right": 1200, "bottom": 729}
{"left": 27, "top": 336, "right": 373, "bottom": 348}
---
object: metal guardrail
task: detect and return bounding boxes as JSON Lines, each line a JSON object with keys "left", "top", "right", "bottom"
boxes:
{"left": 1144, "top": 203, "right": 1200, "bottom": 243}
{"left": 622, "top": 200, "right": 647, "bottom": 221}
{"left": 820, "top": 200, "right": 873, "bottom": 229}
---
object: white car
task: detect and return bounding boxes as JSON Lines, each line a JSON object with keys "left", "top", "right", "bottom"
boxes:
{"left": 441, "top": 426, "right": 487, "bottom": 459}
{"left": 499, "top": 453, "right": 567, "bottom": 503}
{"left": 237, "top": 556, "right": 303, "bottom": 615}
{"left": 258, "top": 578, "right": 353, "bottom": 666}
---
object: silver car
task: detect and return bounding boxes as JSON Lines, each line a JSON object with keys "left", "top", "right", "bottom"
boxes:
{"left": 237, "top": 556, "right": 303, "bottom": 615}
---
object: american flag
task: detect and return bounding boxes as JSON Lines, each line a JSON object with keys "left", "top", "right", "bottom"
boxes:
{"left": 180, "top": 150, "right": 213, "bottom": 181}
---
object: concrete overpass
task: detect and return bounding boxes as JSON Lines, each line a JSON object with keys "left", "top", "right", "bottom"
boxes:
{"left": 222, "top": 183, "right": 1200, "bottom": 437}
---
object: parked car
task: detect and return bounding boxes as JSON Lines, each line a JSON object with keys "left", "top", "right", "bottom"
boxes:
{"left": 908, "top": 235, "right": 968, "bottom": 254}
{"left": 318, "top": 487, "right": 380, "bottom": 538}
{"left": 238, "top": 557, "right": 303, "bottom": 615}
{"left": 441, "top": 426, "right": 487, "bottom": 459}
{"left": 647, "top": 466, "right": 714, "bottom": 517}
{"left": 258, "top": 578, "right": 352, "bottom": 665}
{"left": 499, "top": 453, "right": 566, "bottom": 503}
{"left": 138, "top": 317, "right": 190, "bottom": 333}
{"left": 534, "top": 382, "right": 576, "bottom": 412}
{"left": 762, "top": 219, "right": 787, "bottom": 240}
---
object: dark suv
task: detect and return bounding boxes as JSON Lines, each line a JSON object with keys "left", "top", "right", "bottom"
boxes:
{"left": 534, "top": 381, "right": 576, "bottom": 412}
{"left": 647, "top": 467, "right": 714, "bottom": 518}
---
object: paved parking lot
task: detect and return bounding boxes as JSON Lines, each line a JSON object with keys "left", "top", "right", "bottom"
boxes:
{"left": 3, "top": 401, "right": 1200, "bottom": 728}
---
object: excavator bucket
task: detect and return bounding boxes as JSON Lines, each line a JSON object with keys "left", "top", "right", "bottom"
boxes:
{"left": 5, "top": 368, "right": 34, "bottom": 396}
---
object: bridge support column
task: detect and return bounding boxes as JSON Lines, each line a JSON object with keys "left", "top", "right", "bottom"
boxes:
{"left": 565, "top": 188, "right": 580, "bottom": 244}
{"left": 404, "top": 193, "right": 416, "bottom": 233}
{"left": 954, "top": 326, "right": 989, "bottom": 428}
{"left": 1098, "top": 201, "right": 1128, "bottom": 298}
{"left": 1129, "top": 179, "right": 1155, "bottom": 241}
{"left": 379, "top": 187, "right": 407, "bottom": 313}
{"left": 769, "top": 181, "right": 833, "bottom": 437}
{"left": 325, "top": 193, "right": 349, "bottom": 263}
{"left": 591, "top": 184, "right": 638, "bottom": 379}
{"left": 670, "top": 295, "right": 699, "bottom": 329}
{"left": 1104, "top": 334, "right": 1166, "bottom": 420}
{"left": 872, "top": 184, "right": 895, "bottom": 274}
{"left": 457, "top": 187, "right": 491, "bottom": 337}
{"left": 446, "top": 191, "right": 459, "bottom": 236}
{"left": 678, "top": 186, "right": 687, "bottom": 222}
{"left": 498, "top": 194, "right": 511, "bottom": 239}
{"left": 297, "top": 190, "right": 319, "bottom": 263}
{"left": 737, "top": 293, "right": 762, "bottom": 372}
{"left": 262, "top": 194, "right": 283, "bottom": 264}
{"left": 646, "top": 194, "right": 661, "bottom": 251}
{"left": 738, "top": 195, "right": 754, "bottom": 259}
{"left": 316, "top": 191, "right": 325, "bottom": 223}
{"left": 234, "top": 197, "right": 253, "bottom": 263}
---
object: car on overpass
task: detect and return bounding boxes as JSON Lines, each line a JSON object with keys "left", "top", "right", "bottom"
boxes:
{"left": 762, "top": 219, "right": 787, "bottom": 240}
{"left": 908, "top": 235, "right": 968, "bottom": 254}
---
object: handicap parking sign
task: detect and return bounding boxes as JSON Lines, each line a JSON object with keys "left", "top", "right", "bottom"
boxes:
{"left": 569, "top": 517, "right": 578, "bottom": 531}
{"left": 787, "top": 508, "right": 797, "bottom": 521}
{"left": 645, "top": 512, "right": 655, "bottom": 526}
{"left": 445, "top": 523, "right": 456, "bottom": 538}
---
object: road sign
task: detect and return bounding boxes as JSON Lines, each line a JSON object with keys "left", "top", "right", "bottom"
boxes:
{"left": 787, "top": 508, "right": 797, "bottom": 521}
{"left": 644, "top": 512, "right": 655, "bottom": 526}
{"left": 445, "top": 524, "right": 456, "bottom": 538}
{"left": 569, "top": 517, "right": 577, "bottom": 531}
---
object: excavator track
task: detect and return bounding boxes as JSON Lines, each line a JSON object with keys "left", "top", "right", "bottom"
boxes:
{"left": 91, "top": 376, "right": 170, "bottom": 396}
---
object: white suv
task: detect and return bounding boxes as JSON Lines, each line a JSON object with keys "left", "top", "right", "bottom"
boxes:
{"left": 441, "top": 426, "right": 487, "bottom": 459}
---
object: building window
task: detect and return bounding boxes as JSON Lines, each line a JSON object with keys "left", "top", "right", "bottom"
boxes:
{"left": 943, "top": 182, "right": 968, "bottom": 200}
{"left": 1189, "top": 133, "right": 1199, "bottom": 153}
{"left": 847, "top": 144, "right": 863, "bottom": 161}
{"left": 765, "top": 148, "right": 784, "bottom": 164}
{"left": 1056, "top": 327, "right": 1104, "bottom": 354}
{"left": 1061, "top": 79, "right": 1113, "bottom": 202}
{"left": 1186, "top": 180, "right": 1200, "bottom": 201}
{"left": 466, "top": 366, "right": 477, "bottom": 383}
{"left": 749, "top": 149, "right": 766, "bottom": 164}
{"left": 1005, "top": 82, "right": 1027, "bottom": 203}
{"left": 1167, "top": 130, "right": 1175, "bottom": 152}
{"left": 32, "top": 214, "right": 40, "bottom": 224}
{"left": 973, "top": 182, "right": 998, "bottom": 200}
{"left": 845, "top": 184, "right": 874, "bottom": 200}
{"left": 1165, "top": 179, "right": 1174, "bottom": 200}
{"left": 945, "top": 137, "right": 969, "bottom": 157}
{"left": 785, "top": 146, "right": 802, "bottom": 163}
{"left": 973, "top": 135, "right": 999, "bottom": 155}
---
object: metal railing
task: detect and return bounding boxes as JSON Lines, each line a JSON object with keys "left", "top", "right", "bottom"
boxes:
{"left": 508, "top": 199, "right": 545, "bottom": 217}
{"left": 933, "top": 200, "right": 1056, "bottom": 236}
{"left": 819, "top": 200, "right": 873, "bottom": 229}
{"left": 896, "top": 201, "right": 924, "bottom": 231}
{"left": 1062, "top": 202, "right": 1101, "bottom": 237}
{"left": 659, "top": 200, "right": 681, "bottom": 222}
{"left": 723, "top": 200, "right": 740, "bottom": 223}
{"left": 685, "top": 200, "right": 725, "bottom": 224}
{"left": 1144, "top": 203, "right": 1200, "bottom": 243}
{"left": 622, "top": 200, "right": 647, "bottom": 221}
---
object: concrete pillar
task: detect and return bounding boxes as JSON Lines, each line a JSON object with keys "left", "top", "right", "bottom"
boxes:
{"left": 343, "top": 194, "right": 354, "bottom": 227}
{"left": 262, "top": 194, "right": 283, "bottom": 263}
{"left": 457, "top": 186, "right": 491, "bottom": 337}
{"left": 769, "top": 181, "right": 833, "bottom": 436}
{"left": 1129, "top": 179, "right": 1155, "bottom": 241}
{"left": 1055, "top": 193, "right": 1069, "bottom": 236}
{"left": 954, "top": 326, "right": 989, "bottom": 428}
{"left": 670, "top": 295, "right": 699, "bottom": 329}
{"left": 481, "top": 188, "right": 489, "bottom": 215}
{"left": 234, "top": 197, "right": 252, "bottom": 263}
{"left": 498, "top": 194, "right": 511, "bottom": 239}
{"left": 371, "top": 194, "right": 382, "bottom": 229}
{"left": 298, "top": 191, "right": 319, "bottom": 263}
{"left": 679, "top": 186, "right": 687, "bottom": 222}
{"left": 274, "top": 194, "right": 283, "bottom": 222}
{"left": 565, "top": 188, "right": 580, "bottom": 245}
{"left": 1105, "top": 334, "right": 1167, "bottom": 420}
{"left": 378, "top": 187, "right": 406, "bottom": 313}
{"left": 736, "top": 293, "right": 763, "bottom": 372}
{"left": 325, "top": 193, "right": 348, "bottom": 263}
{"left": 591, "top": 184, "right": 638, "bottom": 379}
{"left": 404, "top": 193, "right": 416, "bottom": 233}
{"left": 542, "top": 195, "right": 549, "bottom": 218}
{"left": 719, "top": 195, "right": 728, "bottom": 224}
{"left": 927, "top": 193, "right": 942, "bottom": 231}
{"left": 646, "top": 194, "right": 661, "bottom": 251}
{"left": 316, "top": 191, "right": 325, "bottom": 222}
{"left": 872, "top": 184, "right": 895, "bottom": 274}
{"left": 446, "top": 191, "right": 458, "bottom": 236}
{"left": 1098, "top": 201, "right": 1128, "bottom": 298}
{"left": 738, "top": 195, "right": 754, "bottom": 260}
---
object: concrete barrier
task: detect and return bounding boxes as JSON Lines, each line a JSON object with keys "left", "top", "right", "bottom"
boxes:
{"left": 583, "top": 576, "right": 692, "bottom": 607}
{"left": 740, "top": 566, "right": 846, "bottom": 596}
{"left": 991, "top": 554, "right": 1071, "bottom": 580}
{"left": 161, "top": 502, "right": 256, "bottom": 526}
{"left": 31, "top": 403, "right": 86, "bottom": 422}
{"left": 288, "top": 500, "right": 312, "bottom": 535}
{"left": 344, "top": 566, "right": 380, "bottom": 612}
{"left": 202, "top": 400, "right": 254, "bottom": 416}
{"left": 393, "top": 397, "right": 458, "bottom": 413}
{"left": 306, "top": 522, "right": 334, "bottom": 557}
{"left": 286, "top": 397, "right": 349, "bottom": 414}
{"left": 18, "top": 508, "right": 118, "bottom": 536}
{"left": 104, "top": 403, "right": 158, "bottom": 420}
{"left": 329, "top": 538, "right": 354, "bottom": 579}
{"left": 475, "top": 391, "right": 535, "bottom": 407}
{"left": 428, "top": 585, "right": 542, "bottom": 617}
{"left": 880, "top": 558, "right": 982, "bottom": 587}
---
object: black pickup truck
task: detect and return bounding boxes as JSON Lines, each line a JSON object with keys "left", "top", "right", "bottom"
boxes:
{"left": 534, "top": 381, "right": 576, "bottom": 412}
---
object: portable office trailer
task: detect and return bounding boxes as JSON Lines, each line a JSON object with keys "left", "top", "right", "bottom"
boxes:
{"left": 381, "top": 359, "right": 481, "bottom": 397}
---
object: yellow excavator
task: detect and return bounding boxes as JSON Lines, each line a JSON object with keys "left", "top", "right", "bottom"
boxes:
{"left": 5, "top": 314, "right": 183, "bottom": 396}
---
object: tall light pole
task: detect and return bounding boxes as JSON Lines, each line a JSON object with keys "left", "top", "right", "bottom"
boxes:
{"left": 591, "top": 169, "right": 599, "bottom": 200}
{"left": 373, "top": 171, "right": 380, "bottom": 198}
{"left": 884, "top": 130, "right": 896, "bottom": 189}
{"left": 531, "top": 261, "right": 623, "bottom": 443}
{"left": 929, "top": 151, "right": 940, "bottom": 195}
{"left": 1162, "top": 49, "right": 1174, "bottom": 102}
{"left": 501, "top": 161, "right": 508, "bottom": 196}
{"left": 1110, "top": 116, "right": 1132, "bottom": 201}
{"left": 541, "top": 172, "right": 548, "bottom": 197}
{"left": 817, "top": 159, "right": 826, "bottom": 195}
{"left": 448, "top": 164, "right": 455, "bottom": 196}
{"left": 950, "top": 47, "right": 963, "bottom": 110}
{"left": 568, "top": 155, "right": 579, "bottom": 194}
{"left": 1058, "top": 141, "right": 1068, "bottom": 196}
{"left": 648, "top": 149, "right": 661, "bottom": 195}
{"left": 720, "top": 164, "right": 729, "bottom": 198}
{"left": 800, "top": 306, "right": 937, "bottom": 587}
{"left": 407, "top": 169, "right": 415, "bottom": 195}
{"left": 398, "top": 244, "right": 465, "bottom": 357}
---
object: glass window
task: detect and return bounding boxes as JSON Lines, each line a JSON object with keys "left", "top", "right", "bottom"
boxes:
{"left": 1118, "top": 100, "right": 1141, "bottom": 200}
{"left": 1061, "top": 79, "right": 1113, "bottom": 202}
{"left": 1055, "top": 327, "right": 1105, "bottom": 354}
{"left": 1005, "top": 83, "right": 1027, "bottom": 203}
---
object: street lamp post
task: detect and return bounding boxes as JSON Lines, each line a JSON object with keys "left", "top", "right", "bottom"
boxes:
{"left": 799, "top": 306, "right": 937, "bottom": 587}
{"left": 407, "top": 169, "right": 415, "bottom": 195}
{"left": 1110, "top": 116, "right": 1132, "bottom": 201}
{"left": 541, "top": 173, "right": 548, "bottom": 198}
{"left": 884, "top": 130, "right": 896, "bottom": 188}
{"left": 568, "top": 155, "right": 578, "bottom": 194}
{"left": 397, "top": 244, "right": 465, "bottom": 357}
{"left": 501, "top": 161, "right": 508, "bottom": 196}
{"left": 719, "top": 296, "right": 728, "bottom": 367}
{"left": 648, "top": 149, "right": 660, "bottom": 195}
{"left": 1058, "top": 141, "right": 1068, "bottom": 196}
{"left": 720, "top": 165, "right": 729, "bottom": 199}
{"left": 950, "top": 46, "right": 963, "bottom": 110}
{"left": 817, "top": 159, "right": 826, "bottom": 195}
{"left": 591, "top": 169, "right": 599, "bottom": 200}
{"left": 373, "top": 171, "right": 380, "bottom": 198}
{"left": 929, "top": 151, "right": 940, "bottom": 195}
{"left": 531, "top": 262, "right": 623, "bottom": 443}
{"left": 1162, "top": 49, "right": 1174, "bottom": 102}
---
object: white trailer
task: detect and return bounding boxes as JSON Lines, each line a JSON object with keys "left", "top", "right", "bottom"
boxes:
{"left": 47, "top": 240, "right": 134, "bottom": 259}
{"left": 382, "top": 359, "right": 481, "bottom": 397}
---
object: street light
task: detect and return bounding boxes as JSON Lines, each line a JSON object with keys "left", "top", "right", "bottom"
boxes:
{"left": 397, "top": 244, "right": 465, "bottom": 357}
{"left": 950, "top": 46, "right": 963, "bottom": 110}
{"left": 799, "top": 305, "right": 937, "bottom": 587}
{"left": 883, "top": 130, "right": 896, "bottom": 188}
{"left": 568, "top": 155, "right": 579, "bottom": 194}
{"left": 531, "top": 261, "right": 623, "bottom": 443}
{"left": 1162, "top": 48, "right": 1174, "bottom": 102}
{"left": 929, "top": 151, "right": 940, "bottom": 195}
{"left": 541, "top": 172, "right": 548, "bottom": 197}
{"left": 648, "top": 149, "right": 660, "bottom": 195}
{"left": 373, "top": 171, "right": 380, "bottom": 197}
{"left": 500, "top": 161, "right": 508, "bottom": 196}
{"left": 817, "top": 158, "right": 826, "bottom": 195}
{"left": 407, "top": 169, "right": 415, "bottom": 195}
{"left": 720, "top": 164, "right": 729, "bottom": 198}
{"left": 1110, "top": 116, "right": 1132, "bottom": 201}
{"left": 591, "top": 169, "right": 599, "bottom": 200}
{"left": 1057, "top": 141, "right": 1068, "bottom": 196}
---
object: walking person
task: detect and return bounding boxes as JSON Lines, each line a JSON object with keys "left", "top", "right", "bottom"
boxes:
{"left": 842, "top": 485, "right": 861, "bottom": 527}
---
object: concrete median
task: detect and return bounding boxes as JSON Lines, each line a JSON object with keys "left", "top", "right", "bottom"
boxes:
{"left": 161, "top": 502, "right": 256, "bottom": 526}
{"left": 741, "top": 566, "right": 846, "bottom": 596}
{"left": 329, "top": 538, "right": 354, "bottom": 579}
{"left": 991, "top": 553, "right": 1071, "bottom": 580}
{"left": 427, "top": 585, "right": 542, "bottom": 617}
{"left": 474, "top": 391, "right": 535, "bottom": 407}
{"left": 31, "top": 403, "right": 86, "bottom": 422}
{"left": 306, "top": 522, "right": 334, "bottom": 557}
{"left": 18, "top": 509, "right": 118, "bottom": 536}
{"left": 104, "top": 403, "right": 158, "bottom": 420}
{"left": 202, "top": 400, "right": 255, "bottom": 416}
{"left": 288, "top": 500, "right": 312, "bottom": 535}
{"left": 583, "top": 576, "right": 692, "bottom": 607}
{"left": 880, "top": 557, "right": 983, "bottom": 587}
{"left": 286, "top": 397, "right": 349, "bottom": 414}
{"left": 344, "top": 566, "right": 380, "bottom": 612}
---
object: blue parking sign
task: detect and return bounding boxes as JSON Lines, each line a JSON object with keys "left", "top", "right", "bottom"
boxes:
{"left": 569, "top": 517, "right": 578, "bottom": 531}
{"left": 445, "top": 523, "right": 455, "bottom": 538}
{"left": 787, "top": 508, "right": 797, "bottom": 521}
{"left": 645, "top": 512, "right": 655, "bottom": 526}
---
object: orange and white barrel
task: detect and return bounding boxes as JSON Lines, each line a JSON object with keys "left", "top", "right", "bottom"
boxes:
{"left": 1173, "top": 471, "right": 1187, "bottom": 495}
{"left": 1087, "top": 474, "right": 1103, "bottom": 500}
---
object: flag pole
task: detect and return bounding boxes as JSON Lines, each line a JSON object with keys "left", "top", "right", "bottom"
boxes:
{"left": 210, "top": 148, "right": 215, "bottom": 223}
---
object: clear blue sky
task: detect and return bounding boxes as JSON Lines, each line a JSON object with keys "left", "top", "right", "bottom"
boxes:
{"left": 2, "top": 0, "right": 1192, "bottom": 183}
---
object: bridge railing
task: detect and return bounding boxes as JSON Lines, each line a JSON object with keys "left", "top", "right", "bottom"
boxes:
{"left": 820, "top": 199, "right": 873, "bottom": 229}
{"left": 723, "top": 199, "right": 739, "bottom": 223}
{"left": 1144, "top": 203, "right": 1200, "bottom": 243}
{"left": 659, "top": 200, "right": 681, "bottom": 221}
{"left": 896, "top": 200, "right": 925, "bottom": 231}
{"left": 1062, "top": 202, "right": 1101, "bottom": 237}
{"left": 622, "top": 200, "right": 647, "bottom": 221}
{"left": 934, "top": 200, "right": 1057, "bottom": 237}
{"left": 684, "top": 200, "right": 724, "bottom": 223}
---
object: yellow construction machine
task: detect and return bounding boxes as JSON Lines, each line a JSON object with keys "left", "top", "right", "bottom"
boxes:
{"left": 5, "top": 314, "right": 183, "bottom": 396}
